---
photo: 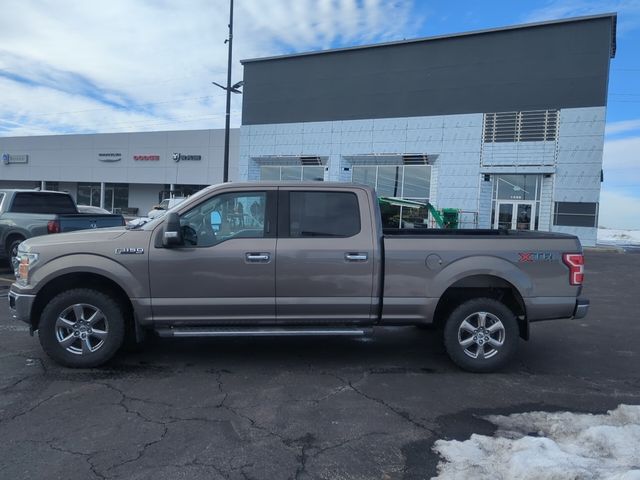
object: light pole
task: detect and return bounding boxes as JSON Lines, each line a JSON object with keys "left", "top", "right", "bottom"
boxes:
{"left": 213, "top": 0, "right": 243, "bottom": 183}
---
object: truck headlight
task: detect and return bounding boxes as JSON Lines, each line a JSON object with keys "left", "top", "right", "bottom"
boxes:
{"left": 15, "top": 250, "right": 39, "bottom": 286}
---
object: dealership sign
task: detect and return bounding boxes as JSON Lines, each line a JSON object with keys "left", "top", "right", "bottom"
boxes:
{"left": 173, "top": 153, "right": 201, "bottom": 162}
{"left": 2, "top": 153, "right": 29, "bottom": 165}
{"left": 98, "top": 152, "right": 122, "bottom": 162}
{"left": 134, "top": 155, "right": 160, "bottom": 161}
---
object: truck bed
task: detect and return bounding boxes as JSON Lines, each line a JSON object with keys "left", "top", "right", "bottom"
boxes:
{"left": 383, "top": 228, "right": 576, "bottom": 239}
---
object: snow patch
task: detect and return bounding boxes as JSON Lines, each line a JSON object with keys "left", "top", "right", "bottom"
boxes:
{"left": 598, "top": 228, "right": 640, "bottom": 245}
{"left": 433, "top": 404, "right": 640, "bottom": 480}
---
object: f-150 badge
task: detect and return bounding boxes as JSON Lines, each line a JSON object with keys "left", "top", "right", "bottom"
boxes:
{"left": 115, "top": 248, "right": 145, "bottom": 255}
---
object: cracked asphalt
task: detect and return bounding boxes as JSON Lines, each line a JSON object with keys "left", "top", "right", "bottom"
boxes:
{"left": 1, "top": 250, "right": 639, "bottom": 480}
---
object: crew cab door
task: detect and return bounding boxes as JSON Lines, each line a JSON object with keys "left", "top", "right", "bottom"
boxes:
{"left": 149, "top": 188, "right": 277, "bottom": 324}
{"left": 275, "top": 188, "right": 376, "bottom": 324}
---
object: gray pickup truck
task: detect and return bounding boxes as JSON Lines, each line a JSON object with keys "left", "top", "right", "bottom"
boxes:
{"left": 0, "top": 189, "right": 125, "bottom": 266}
{"left": 8, "top": 182, "right": 588, "bottom": 371}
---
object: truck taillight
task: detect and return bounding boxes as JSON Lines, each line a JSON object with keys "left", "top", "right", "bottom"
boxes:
{"left": 47, "top": 220, "right": 60, "bottom": 234}
{"left": 562, "top": 253, "right": 584, "bottom": 286}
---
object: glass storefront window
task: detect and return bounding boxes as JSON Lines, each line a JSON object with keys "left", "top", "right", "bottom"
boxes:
{"left": 351, "top": 165, "right": 431, "bottom": 200}
{"left": 77, "top": 183, "right": 129, "bottom": 212}
{"left": 259, "top": 166, "right": 324, "bottom": 181}
{"left": 352, "top": 165, "right": 432, "bottom": 229}
{"left": 495, "top": 175, "right": 539, "bottom": 201}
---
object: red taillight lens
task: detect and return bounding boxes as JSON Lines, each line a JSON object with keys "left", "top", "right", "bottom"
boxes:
{"left": 47, "top": 220, "right": 60, "bottom": 234}
{"left": 563, "top": 253, "right": 584, "bottom": 286}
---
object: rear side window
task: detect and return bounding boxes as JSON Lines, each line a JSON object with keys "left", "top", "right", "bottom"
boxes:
{"left": 10, "top": 192, "right": 77, "bottom": 214}
{"left": 289, "top": 191, "right": 360, "bottom": 237}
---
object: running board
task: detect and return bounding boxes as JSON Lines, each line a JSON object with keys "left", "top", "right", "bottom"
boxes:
{"left": 155, "top": 326, "right": 372, "bottom": 338}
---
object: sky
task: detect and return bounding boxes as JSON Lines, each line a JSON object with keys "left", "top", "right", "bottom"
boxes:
{"left": 0, "top": 0, "right": 639, "bottom": 228}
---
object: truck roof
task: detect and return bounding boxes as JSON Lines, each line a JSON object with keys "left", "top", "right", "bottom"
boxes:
{"left": 0, "top": 189, "right": 70, "bottom": 194}
{"left": 213, "top": 181, "right": 375, "bottom": 190}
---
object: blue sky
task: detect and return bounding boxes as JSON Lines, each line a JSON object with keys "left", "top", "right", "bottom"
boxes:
{"left": 0, "top": 0, "right": 638, "bottom": 228}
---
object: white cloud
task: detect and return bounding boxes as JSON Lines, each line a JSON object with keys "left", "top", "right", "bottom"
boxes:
{"left": 603, "top": 135, "right": 640, "bottom": 174}
{"left": 0, "top": 0, "right": 420, "bottom": 136}
{"left": 598, "top": 190, "right": 640, "bottom": 229}
{"left": 605, "top": 118, "right": 640, "bottom": 136}
{"left": 599, "top": 135, "right": 640, "bottom": 229}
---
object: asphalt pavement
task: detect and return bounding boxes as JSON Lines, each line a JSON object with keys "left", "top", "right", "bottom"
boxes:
{"left": 0, "top": 251, "right": 639, "bottom": 480}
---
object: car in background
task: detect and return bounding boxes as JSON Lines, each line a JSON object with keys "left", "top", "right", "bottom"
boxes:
{"left": 147, "top": 197, "right": 186, "bottom": 219}
{"left": 77, "top": 205, "right": 112, "bottom": 215}
{"left": 0, "top": 189, "right": 125, "bottom": 268}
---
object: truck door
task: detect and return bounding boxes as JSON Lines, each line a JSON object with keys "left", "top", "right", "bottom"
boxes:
{"left": 275, "top": 188, "right": 376, "bottom": 324}
{"left": 149, "top": 188, "right": 277, "bottom": 324}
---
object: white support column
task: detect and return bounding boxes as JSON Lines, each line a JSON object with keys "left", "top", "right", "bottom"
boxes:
{"left": 100, "top": 182, "right": 105, "bottom": 209}
{"left": 169, "top": 184, "right": 175, "bottom": 198}
{"left": 40, "top": 181, "right": 46, "bottom": 190}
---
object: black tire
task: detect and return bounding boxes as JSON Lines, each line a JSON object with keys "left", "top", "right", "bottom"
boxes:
{"left": 38, "top": 289, "right": 125, "bottom": 368}
{"left": 6, "top": 237, "right": 24, "bottom": 270}
{"left": 443, "top": 298, "right": 519, "bottom": 373}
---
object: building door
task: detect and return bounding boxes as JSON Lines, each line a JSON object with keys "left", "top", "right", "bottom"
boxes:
{"left": 495, "top": 201, "right": 535, "bottom": 230}
{"left": 89, "top": 186, "right": 114, "bottom": 210}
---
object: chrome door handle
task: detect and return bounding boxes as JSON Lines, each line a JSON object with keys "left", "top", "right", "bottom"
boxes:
{"left": 245, "top": 253, "right": 271, "bottom": 263}
{"left": 345, "top": 253, "right": 368, "bottom": 262}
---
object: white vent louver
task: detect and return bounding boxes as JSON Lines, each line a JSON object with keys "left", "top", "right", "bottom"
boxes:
{"left": 402, "top": 154, "right": 429, "bottom": 165}
{"left": 300, "top": 156, "right": 322, "bottom": 166}
{"left": 484, "top": 110, "right": 558, "bottom": 143}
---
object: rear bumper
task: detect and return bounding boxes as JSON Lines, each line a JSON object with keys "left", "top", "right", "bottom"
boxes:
{"left": 525, "top": 296, "right": 589, "bottom": 322}
{"left": 573, "top": 298, "right": 589, "bottom": 319}
{"left": 8, "top": 288, "right": 35, "bottom": 325}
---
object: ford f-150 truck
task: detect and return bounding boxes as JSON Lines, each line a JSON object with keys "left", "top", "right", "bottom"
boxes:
{"left": 8, "top": 183, "right": 588, "bottom": 371}
{"left": 1, "top": 189, "right": 125, "bottom": 267}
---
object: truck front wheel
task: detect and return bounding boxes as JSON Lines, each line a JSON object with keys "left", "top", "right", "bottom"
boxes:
{"left": 38, "top": 289, "right": 125, "bottom": 368}
{"left": 443, "top": 298, "right": 519, "bottom": 373}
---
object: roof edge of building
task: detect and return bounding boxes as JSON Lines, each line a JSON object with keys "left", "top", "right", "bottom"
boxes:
{"left": 240, "top": 12, "right": 617, "bottom": 64}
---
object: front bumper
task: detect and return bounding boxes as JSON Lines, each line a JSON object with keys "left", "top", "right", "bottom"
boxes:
{"left": 573, "top": 298, "right": 589, "bottom": 319}
{"left": 8, "top": 288, "right": 36, "bottom": 325}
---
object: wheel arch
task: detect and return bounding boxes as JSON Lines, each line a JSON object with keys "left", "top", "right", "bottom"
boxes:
{"left": 30, "top": 272, "right": 134, "bottom": 335}
{"left": 433, "top": 274, "right": 529, "bottom": 340}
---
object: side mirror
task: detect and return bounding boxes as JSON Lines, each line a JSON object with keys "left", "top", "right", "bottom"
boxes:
{"left": 163, "top": 212, "right": 183, "bottom": 247}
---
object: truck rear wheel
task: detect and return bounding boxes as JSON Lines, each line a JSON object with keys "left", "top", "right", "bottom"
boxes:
{"left": 38, "top": 289, "right": 125, "bottom": 368}
{"left": 443, "top": 298, "right": 519, "bottom": 373}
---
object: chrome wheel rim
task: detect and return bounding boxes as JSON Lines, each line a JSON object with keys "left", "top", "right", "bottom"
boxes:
{"left": 55, "top": 303, "right": 109, "bottom": 355}
{"left": 10, "top": 243, "right": 20, "bottom": 271}
{"left": 458, "top": 311, "right": 505, "bottom": 360}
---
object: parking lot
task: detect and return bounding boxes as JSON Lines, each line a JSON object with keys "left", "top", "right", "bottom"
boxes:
{"left": 0, "top": 250, "right": 639, "bottom": 480}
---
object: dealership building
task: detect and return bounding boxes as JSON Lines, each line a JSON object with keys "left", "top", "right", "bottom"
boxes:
{"left": 0, "top": 13, "right": 616, "bottom": 245}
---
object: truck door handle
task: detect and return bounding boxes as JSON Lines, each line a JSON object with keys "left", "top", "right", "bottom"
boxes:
{"left": 345, "top": 253, "right": 368, "bottom": 262}
{"left": 245, "top": 253, "right": 271, "bottom": 263}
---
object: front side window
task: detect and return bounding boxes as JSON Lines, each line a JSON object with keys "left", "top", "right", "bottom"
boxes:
{"left": 179, "top": 192, "right": 266, "bottom": 247}
{"left": 289, "top": 191, "right": 360, "bottom": 238}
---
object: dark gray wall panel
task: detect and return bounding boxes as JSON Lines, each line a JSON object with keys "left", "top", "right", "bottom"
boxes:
{"left": 241, "top": 17, "right": 614, "bottom": 125}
